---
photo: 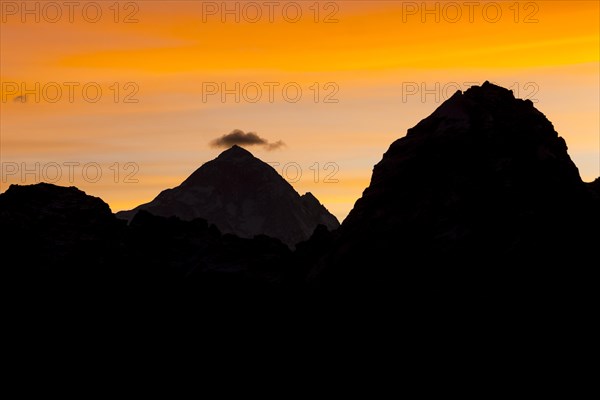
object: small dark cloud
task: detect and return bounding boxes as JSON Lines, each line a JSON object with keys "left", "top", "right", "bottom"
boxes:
{"left": 210, "top": 129, "right": 285, "bottom": 151}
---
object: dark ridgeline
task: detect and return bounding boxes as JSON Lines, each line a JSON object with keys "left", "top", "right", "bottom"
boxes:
{"left": 116, "top": 145, "right": 339, "bottom": 247}
{"left": 0, "top": 183, "right": 121, "bottom": 278}
{"left": 1, "top": 183, "right": 296, "bottom": 316}
{"left": 2, "top": 82, "right": 598, "bottom": 319}
{"left": 309, "top": 82, "right": 599, "bottom": 312}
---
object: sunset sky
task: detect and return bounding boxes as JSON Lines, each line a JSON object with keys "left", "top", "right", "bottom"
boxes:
{"left": 1, "top": 0, "right": 599, "bottom": 221}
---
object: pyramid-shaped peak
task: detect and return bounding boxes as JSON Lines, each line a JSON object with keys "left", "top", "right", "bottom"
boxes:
{"left": 116, "top": 143, "right": 339, "bottom": 246}
{"left": 217, "top": 145, "right": 254, "bottom": 160}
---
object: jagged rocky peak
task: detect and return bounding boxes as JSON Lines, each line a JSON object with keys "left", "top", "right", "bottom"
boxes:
{"left": 406, "top": 81, "right": 552, "bottom": 139}
{"left": 363, "top": 81, "right": 578, "bottom": 198}
{"left": 312, "top": 81, "right": 597, "bottom": 287}
{"left": 346, "top": 81, "right": 585, "bottom": 230}
{"left": 117, "top": 146, "right": 339, "bottom": 246}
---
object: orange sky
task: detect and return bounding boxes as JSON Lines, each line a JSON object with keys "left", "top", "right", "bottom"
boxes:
{"left": 1, "top": 0, "right": 599, "bottom": 221}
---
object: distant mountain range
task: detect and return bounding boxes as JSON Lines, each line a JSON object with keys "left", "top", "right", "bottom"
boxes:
{"left": 2, "top": 82, "right": 598, "bottom": 318}
{"left": 116, "top": 145, "right": 339, "bottom": 247}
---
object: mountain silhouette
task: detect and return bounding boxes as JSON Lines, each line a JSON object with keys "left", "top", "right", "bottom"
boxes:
{"left": 0, "top": 183, "right": 123, "bottom": 283}
{"left": 2, "top": 82, "right": 598, "bottom": 324}
{"left": 0, "top": 182, "right": 296, "bottom": 317}
{"left": 116, "top": 145, "right": 339, "bottom": 246}
{"left": 310, "top": 82, "right": 599, "bottom": 297}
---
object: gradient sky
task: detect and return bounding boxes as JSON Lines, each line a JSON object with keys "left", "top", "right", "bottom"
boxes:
{"left": 1, "top": 0, "right": 599, "bottom": 221}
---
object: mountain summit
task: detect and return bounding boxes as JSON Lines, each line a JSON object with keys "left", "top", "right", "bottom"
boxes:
{"left": 117, "top": 145, "right": 339, "bottom": 246}
{"left": 312, "top": 81, "right": 599, "bottom": 288}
